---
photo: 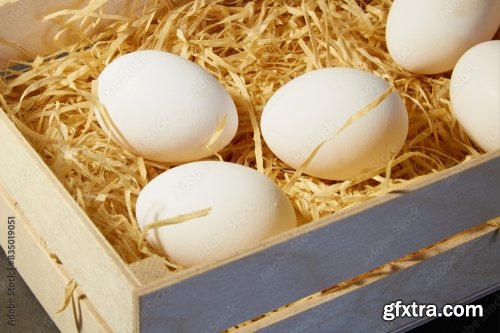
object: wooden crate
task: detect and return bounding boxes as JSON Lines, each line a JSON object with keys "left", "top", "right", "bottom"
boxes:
{"left": 0, "top": 1, "right": 499, "bottom": 332}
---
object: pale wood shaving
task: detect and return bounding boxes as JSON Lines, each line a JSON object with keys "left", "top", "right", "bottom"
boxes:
{"left": 0, "top": 0, "right": 481, "bottom": 268}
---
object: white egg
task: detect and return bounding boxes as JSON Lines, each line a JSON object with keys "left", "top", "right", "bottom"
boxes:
{"left": 96, "top": 50, "right": 238, "bottom": 162}
{"left": 386, "top": 0, "right": 500, "bottom": 74}
{"left": 450, "top": 40, "right": 500, "bottom": 152}
{"left": 261, "top": 68, "right": 408, "bottom": 181}
{"left": 136, "top": 161, "right": 296, "bottom": 268}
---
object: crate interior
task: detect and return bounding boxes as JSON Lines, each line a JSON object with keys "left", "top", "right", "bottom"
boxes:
{"left": 0, "top": 0, "right": 490, "bottom": 271}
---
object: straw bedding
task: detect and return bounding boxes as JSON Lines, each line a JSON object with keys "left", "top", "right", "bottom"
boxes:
{"left": 0, "top": 0, "right": 482, "bottom": 270}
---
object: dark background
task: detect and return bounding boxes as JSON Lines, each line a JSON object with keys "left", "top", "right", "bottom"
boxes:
{"left": 0, "top": 247, "right": 499, "bottom": 333}
{"left": 0, "top": 247, "right": 57, "bottom": 332}
{"left": 410, "top": 291, "right": 500, "bottom": 333}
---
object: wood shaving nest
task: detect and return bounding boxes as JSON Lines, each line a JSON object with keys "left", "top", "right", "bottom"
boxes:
{"left": 0, "top": 0, "right": 482, "bottom": 269}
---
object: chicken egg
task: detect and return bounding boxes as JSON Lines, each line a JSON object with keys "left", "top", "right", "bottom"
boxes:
{"left": 450, "top": 40, "right": 500, "bottom": 152}
{"left": 136, "top": 161, "right": 297, "bottom": 268}
{"left": 96, "top": 50, "right": 238, "bottom": 162}
{"left": 386, "top": 0, "right": 500, "bottom": 74}
{"left": 261, "top": 67, "right": 408, "bottom": 181}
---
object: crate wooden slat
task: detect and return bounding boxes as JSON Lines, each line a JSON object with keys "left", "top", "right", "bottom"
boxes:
{"left": 0, "top": 0, "right": 189, "bottom": 67}
{"left": 240, "top": 223, "right": 500, "bottom": 333}
{"left": 0, "top": 187, "right": 111, "bottom": 333}
{"left": 0, "top": 0, "right": 144, "bottom": 67}
{"left": 136, "top": 152, "right": 500, "bottom": 332}
{"left": 0, "top": 0, "right": 499, "bottom": 332}
{"left": 0, "top": 109, "right": 140, "bottom": 332}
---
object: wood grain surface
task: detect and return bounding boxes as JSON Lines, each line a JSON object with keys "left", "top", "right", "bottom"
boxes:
{"left": 0, "top": 186, "right": 111, "bottom": 332}
{"left": 0, "top": 0, "right": 139, "bottom": 68}
{"left": 245, "top": 224, "right": 500, "bottom": 333}
{"left": 0, "top": 108, "right": 140, "bottom": 332}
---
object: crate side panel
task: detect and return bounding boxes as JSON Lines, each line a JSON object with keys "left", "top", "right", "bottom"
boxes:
{"left": 0, "top": 111, "right": 138, "bottom": 332}
{"left": 0, "top": 188, "right": 112, "bottom": 333}
{"left": 254, "top": 226, "right": 500, "bottom": 333}
{"left": 0, "top": 0, "right": 191, "bottom": 68}
{"left": 0, "top": 0, "right": 137, "bottom": 68}
{"left": 139, "top": 153, "right": 500, "bottom": 333}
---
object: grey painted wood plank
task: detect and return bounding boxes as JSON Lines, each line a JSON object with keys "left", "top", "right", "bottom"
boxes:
{"left": 257, "top": 228, "right": 500, "bottom": 333}
{"left": 140, "top": 154, "right": 500, "bottom": 333}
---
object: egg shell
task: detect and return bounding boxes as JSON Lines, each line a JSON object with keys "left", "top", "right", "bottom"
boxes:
{"left": 260, "top": 67, "right": 408, "bottom": 181}
{"left": 450, "top": 40, "right": 500, "bottom": 152}
{"left": 96, "top": 50, "right": 238, "bottom": 163}
{"left": 135, "top": 161, "right": 297, "bottom": 268}
{"left": 386, "top": 0, "right": 500, "bottom": 74}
